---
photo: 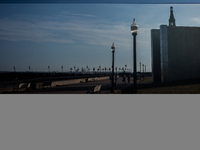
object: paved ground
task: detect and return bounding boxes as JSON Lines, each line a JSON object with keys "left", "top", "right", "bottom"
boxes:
{"left": 17, "top": 77, "right": 132, "bottom": 94}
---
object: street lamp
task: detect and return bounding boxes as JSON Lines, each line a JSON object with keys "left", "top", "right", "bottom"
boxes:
{"left": 82, "top": 67, "right": 84, "bottom": 74}
{"left": 142, "top": 64, "right": 144, "bottom": 79}
{"left": 93, "top": 67, "right": 95, "bottom": 74}
{"left": 77, "top": 68, "right": 79, "bottom": 73}
{"left": 61, "top": 66, "right": 63, "bottom": 73}
{"left": 99, "top": 66, "right": 101, "bottom": 74}
{"left": 86, "top": 65, "right": 88, "bottom": 74}
{"left": 143, "top": 64, "right": 144, "bottom": 73}
{"left": 111, "top": 42, "right": 116, "bottom": 93}
{"left": 131, "top": 18, "right": 138, "bottom": 94}
{"left": 48, "top": 66, "right": 50, "bottom": 73}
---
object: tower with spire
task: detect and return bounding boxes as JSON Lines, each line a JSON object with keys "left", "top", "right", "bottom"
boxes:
{"left": 169, "top": 6, "right": 176, "bottom": 26}
{"left": 151, "top": 6, "right": 200, "bottom": 83}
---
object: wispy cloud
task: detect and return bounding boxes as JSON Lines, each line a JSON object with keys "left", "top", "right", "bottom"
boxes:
{"left": 0, "top": 19, "right": 74, "bottom": 43}
{"left": 62, "top": 11, "right": 97, "bottom": 18}
{"left": 191, "top": 17, "right": 200, "bottom": 24}
{"left": 0, "top": 14, "right": 151, "bottom": 52}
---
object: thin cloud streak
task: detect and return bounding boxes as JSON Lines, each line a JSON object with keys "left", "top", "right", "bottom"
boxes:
{"left": 62, "top": 11, "right": 97, "bottom": 18}
{"left": 191, "top": 18, "right": 200, "bottom": 24}
{"left": 0, "top": 19, "right": 74, "bottom": 43}
{"left": 0, "top": 16, "right": 151, "bottom": 51}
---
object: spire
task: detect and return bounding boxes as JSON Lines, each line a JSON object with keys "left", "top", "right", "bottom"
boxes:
{"left": 169, "top": 6, "right": 176, "bottom": 26}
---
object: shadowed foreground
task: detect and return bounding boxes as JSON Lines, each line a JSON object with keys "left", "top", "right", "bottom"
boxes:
{"left": 122, "top": 77, "right": 200, "bottom": 94}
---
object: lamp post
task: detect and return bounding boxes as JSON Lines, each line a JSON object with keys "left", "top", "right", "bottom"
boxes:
{"left": 142, "top": 64, "right": 144, "bottom": 79}
{"left": 82, "top": 67, "right": 84, "bottom": 74}
{"left": 143, "top": 64, "right": 144, "bottom": 73}
{"left": 86, "top": 65, "right": 88, "bottom": 74}
{"left": 139, "top": 62, "right": 141, "bottom": 80}
{"left": 61, "top": 66, "right": 63, "bottom": 73}
{"left": 99, "top": 66, "right": 101, "bottom": 74}
{"left": 77, "top": 68, "right": 79, "bottom": 73}
{"left": 131, "top": 18, "right": 138, "bottom": 94}
{"left": 48, "top": 66, "right": 50, "bottom": 73}
{"left": 93, "top": 67, "right": 95, "bottom": 74}
{"left": 13, "top": 66, "right": 15, "bottom": 72}
{"left": 111, "top": 42, "right": 116, "bottom": 93}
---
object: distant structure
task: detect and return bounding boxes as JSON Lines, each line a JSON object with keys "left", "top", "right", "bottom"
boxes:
{"left": 151, "top": 6, "right": 200, "bottom": 83}
{"left": 169, "top": 6, "right": 176, "bottom": 26}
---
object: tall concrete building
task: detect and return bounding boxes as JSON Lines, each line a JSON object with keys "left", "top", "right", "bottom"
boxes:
{"left": 151, "top": 6, "right": 200, "bottom": 83}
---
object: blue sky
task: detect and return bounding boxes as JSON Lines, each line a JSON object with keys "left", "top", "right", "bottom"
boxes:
{"left": 1, "top": 4, "right": 200, "bottom": 72}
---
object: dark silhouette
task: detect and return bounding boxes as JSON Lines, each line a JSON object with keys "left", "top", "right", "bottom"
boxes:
{"left": 122, "top": 74, "right": 126, "bottom": 83}
{"left": 128, "top": 74, "right": 131, "bottom": 83}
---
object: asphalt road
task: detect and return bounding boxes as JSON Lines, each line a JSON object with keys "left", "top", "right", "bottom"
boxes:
{"left": 22, "top": 77, "right": 132, "bottom": 94}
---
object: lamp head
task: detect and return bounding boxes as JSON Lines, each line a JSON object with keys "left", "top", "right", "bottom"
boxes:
{"left": 131, "top": 18, "right": 138, "bottom": 35}
{"left": 111, "top": 42, "right": 116, "bottom": 52}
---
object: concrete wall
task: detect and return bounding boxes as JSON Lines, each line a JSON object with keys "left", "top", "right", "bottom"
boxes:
{"left": 0, "top": 76, "right": 110, "bottom": 93}
{"left": 166, "top": 26, "right": 200, "bottom": 82}
{"left": 0, "top": 84, "right": 18, "bottom": 93}
{"left": 151, "top": 29, "right": 161, "bottom": 83}
{"left": 151, "top": 25, "right": 200, "bottom": 83}
{"left": 160, "top": 25, "right": 169, "bottom": 82}
{"left": 51, "top": 78, "right": 86, "bottom": 87}
{"left": 95, "top": 76, "right": 110, "bottom": 81}
{"left": 51, "top": 77, "right": 109, "bottom": 87}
